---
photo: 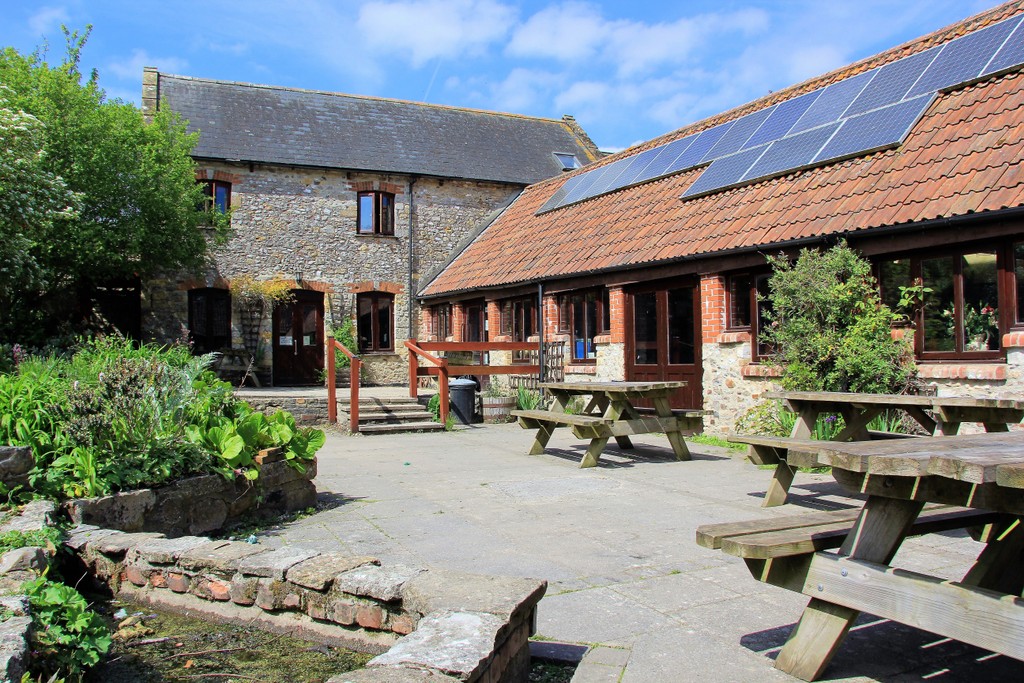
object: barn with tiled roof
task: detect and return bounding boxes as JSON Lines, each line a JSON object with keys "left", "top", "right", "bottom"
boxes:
{"left": 418, "top": 0, "right": 1024, "bottom": 431}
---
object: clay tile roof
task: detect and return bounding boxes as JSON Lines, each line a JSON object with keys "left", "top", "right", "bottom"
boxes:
{"left": 421, "top": 0, "right": 1024, "bottom": 298}
{"left": 155, "top": 74, "right": 601, "bottom": 185}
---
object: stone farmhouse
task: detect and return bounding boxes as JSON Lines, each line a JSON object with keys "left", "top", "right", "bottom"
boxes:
{"left": 141, "top": 69, "right": 600, "bottom": 385}
{"left": 417, "top": 0, "right": 1024, "bottom": 434}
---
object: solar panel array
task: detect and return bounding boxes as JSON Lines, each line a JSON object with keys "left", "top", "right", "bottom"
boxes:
{"left": 537, "top": 13, "right": 1024, "bottom": 213}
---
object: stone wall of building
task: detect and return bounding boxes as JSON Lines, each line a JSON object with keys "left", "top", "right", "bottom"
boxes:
{"left": 144, "top": 163, "right": 520, "bottom": 386}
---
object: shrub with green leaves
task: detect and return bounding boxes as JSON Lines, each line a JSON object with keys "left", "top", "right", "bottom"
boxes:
{"left": 1, "top": 337, "right": 325, "bottom": 501}
{"left": 22, "top": 575, "right": 111, "bottom": 680}
{"left": 762, "top": 242, "right": 916, "bottom": 394}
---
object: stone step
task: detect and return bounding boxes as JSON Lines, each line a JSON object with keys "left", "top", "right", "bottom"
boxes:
{"left": 340, "top": 403, "right": 426, "bottom": 414}
{"left": 338, "top": 397, "right": 424, "bottom": 408}
{"left": 359, "top": 421, "right": 445, "bottom": 435}
{"left": 359, "top": 410, "right": 435, "bottom": 423}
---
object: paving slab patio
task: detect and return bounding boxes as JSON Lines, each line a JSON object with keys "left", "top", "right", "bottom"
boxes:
{"left": 254, "top": 422, "right": 1024, "bottom": 682}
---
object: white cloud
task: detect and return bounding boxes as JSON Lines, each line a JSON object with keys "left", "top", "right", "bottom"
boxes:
{"left": 28, "top": 6, "right": 69, "bottom": 36}
{"left": 357, "top": 0, "right": 517, "bottom": 67}
{"left": 488, "top": 68, "right": 561, "bottom": 112}
{"left": 506, "top": 2, "right": 611, "bottom": 62}
{"left": 106, "top": 49, "right": 188, "bottom": 81}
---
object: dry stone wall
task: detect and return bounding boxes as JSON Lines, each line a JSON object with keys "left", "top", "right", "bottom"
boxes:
{"left": 69, "top": 527, "right": 544, "bottom": 683}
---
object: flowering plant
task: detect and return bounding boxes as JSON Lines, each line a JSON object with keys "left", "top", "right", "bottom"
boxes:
{"left": 943, "top": 303, "right": 998, "bottom": 347}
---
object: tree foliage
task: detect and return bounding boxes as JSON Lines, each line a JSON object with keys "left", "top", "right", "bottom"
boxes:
{"left": 0, "top": 27, "right": 215, "bottom": 344}
{"left": 762, "top": 241, "right": 916, "bottom": 394}
{"left": 0, "top": 94, "right": 80, "bottom": 302}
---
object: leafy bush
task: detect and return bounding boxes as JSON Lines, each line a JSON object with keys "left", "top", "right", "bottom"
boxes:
{"left": 23, "top": 575, "right": 111, "bottom": 680}
{"left": 331, "top": 317, "right": 358, "bottom": 368}
{"left": 0, "top": 527, "right": 62, "bottom": 555}
{"left": 1, "top": 337, "right": 324, "bottom": 501}
{"left": 515, "top": 386, "right": 543, "bottom": 410}
{"left": 762, "top": 242, "right": 916, "bottom": 394}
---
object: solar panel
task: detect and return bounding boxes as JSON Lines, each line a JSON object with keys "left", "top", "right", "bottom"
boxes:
{"left": 908, "top": 17, "right": 1019, "bottom": 97}
{"left": 983, "top": 15, "right": 1024, "bottom": 76}
{"left": 790, "top": 70, "right": 874, "bottom": 134}
{"left": 682, "top": 146, "right": 766, "bottom": 198}
{"left": 610, "top": 147, "right": 665, "bottom": 189}
{"left": 580, "top": 157, "right": 632, "bottom": 200}
{"left": 843, "top": 46, "right": 939, "bottom": 117}
{"left": 537, "top": 174, "right": 582, "bottom": 212}
{"left": 666, "top": 122, "right": 734, "bottom": 173}
{"left": 743, "top": 123, "right": 840, "bottom": 182}
{"left": 815, "top": 93, "right": 934, "bottom": 164}
{"left": 561, "top": 164, "right": 612, "bottom": 204}
{"left": 701, "top": 107, "right": 774, "bottom": 161}
{"left": 632, "top": 136, "right": 697, "bottom": 184}
{"left": 744, "top": 90, "right": 820, "bottom": 149}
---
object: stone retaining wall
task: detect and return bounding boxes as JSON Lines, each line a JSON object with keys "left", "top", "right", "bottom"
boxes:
{"left": 241, "top": 394, "right": 332, "bottom": 426}
{"left": 0, "top": 500, "right": 59, "bottom": 683}
{"left": 68, "top": 526, "right": 544, "bottom": 682}
{"left": 62, "top": 456, "right": 317, "bottom": 538}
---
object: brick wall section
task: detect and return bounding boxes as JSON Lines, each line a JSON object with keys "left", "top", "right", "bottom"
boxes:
{"left": 67, "top": 526, "right": 545, "bottom": 683}
{"left": 543, "top": 295, "right": 561, "bottom": 338}
{"left": 608, "top": 286, "right": 626, "bottom": 344}
{"left": 452, "top": 303, "right": 466, "bottom": 342}
{"left": 487, "top": 300, "right": 503, "bottom": 341}
{"left": 701, "top": 274, "right": 726, "bottom": 343}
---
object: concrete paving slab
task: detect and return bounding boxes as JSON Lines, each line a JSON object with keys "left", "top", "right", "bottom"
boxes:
{"left": 256, "top": 422, "right": 1024, "bottom": 682}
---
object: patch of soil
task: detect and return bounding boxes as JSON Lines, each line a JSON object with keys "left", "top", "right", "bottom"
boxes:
{"left": 86, "top": 599, "right": 372, "bottom": 683}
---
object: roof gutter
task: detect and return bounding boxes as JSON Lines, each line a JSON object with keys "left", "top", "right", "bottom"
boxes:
{"left": 417, "top": 205, "right": 1024, "bottom": 301}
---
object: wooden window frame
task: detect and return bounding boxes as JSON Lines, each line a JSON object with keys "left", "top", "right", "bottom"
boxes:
{"left": 726, "top": 272, "right": 773, "bottom": 361}
{"left": 200, "top": 179, "right": 231, "bottom": 213}
{"left": 357, "top": 292, "right": 394, "bottom": 353}
{"left": 188, "top": 288, "right": 231, "bottom": 354}
{"left": 567, "top": 289, "right": 608, "bottom": 363}
{"left": 357, "top": 191, "right": 395, "bottom": 236}
{"left": 875, "top": 243, "right": 1012, "bottom": 361}
{"left": 433, "top": 303, "right": 452, "bottom": 341}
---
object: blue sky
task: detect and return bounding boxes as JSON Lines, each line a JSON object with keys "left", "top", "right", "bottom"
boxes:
{"left": 0, "top": 0, "right": 1004, "bottom": 151}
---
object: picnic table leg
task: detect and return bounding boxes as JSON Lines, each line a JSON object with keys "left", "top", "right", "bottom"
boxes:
{"left": 605, "top": 397, "right": 635, "bottom": 450}
{"left": 653, "top": 396, "right": 690, "bottom": 461}
{"left": 580, "top": 436, "right": 610, "bottom": 468}
{"left": 763, "top": 461, "right": 796, "bottom": 507}
{"left": 983, "top": 422, "right": 1010, "bottom": 433}
{"left": 527, "top": 422, "right": 556, "bottom": 455}
{"left": 962, "top": 517, "right": 1024, "bottom": 595}
{"left": 788, "top": 405, "right": 818, "bottom": 439}
{"left": 774, "top": 496, "right": 923, "bottom": 681}
{"left": 832, "top": 407, "right": 879, "bottom": 441}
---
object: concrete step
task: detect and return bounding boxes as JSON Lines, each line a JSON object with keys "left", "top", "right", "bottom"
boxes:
{"left": 338, "top": 397, "right": 424, "bottom": 408}
{"left": 341, "top": 404, "right": 426, "bottom": 415}
{"left": 359, "top": 421, "right": 445, "bottom": 434}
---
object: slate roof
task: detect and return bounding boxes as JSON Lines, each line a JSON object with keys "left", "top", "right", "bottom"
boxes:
{"left": 421, "top": 0, "right": 1024, "bottom": 298}
{"left": 155, "top": 73, "right": 600, "bottom": 185}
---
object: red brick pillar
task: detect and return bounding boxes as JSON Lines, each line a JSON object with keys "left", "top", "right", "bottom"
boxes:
{"left": 486, "top": 300, "right": 505, "bottom": 341}
{"left": 452, "top": 303, "right": 466, "bottom": 342}
{"left": 608, "top": 286, "right": 626, "bottom": 344}
{"left": 700, "top": 274, "right": 726, "bottom": 344}
{"left": 543, "top": 294, "right": 562, "bottom": 338}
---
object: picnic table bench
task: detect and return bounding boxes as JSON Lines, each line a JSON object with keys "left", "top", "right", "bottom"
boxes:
{"left": 512, "top": 381, "right": 702, "bottom": 467}
{"left": 732, "top": 391, "right": 1024, "bottom": 506}
{"left": 698, "top": 432, "right": 1024, "bottom": 680}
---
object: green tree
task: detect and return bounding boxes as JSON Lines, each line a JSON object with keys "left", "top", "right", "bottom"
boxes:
{"left": 762, "top": 241, "right": 915, "bottom": 394}
{"left": 0, "top": 94, "right": 80, "bottom": 314}
{"left": 0, "top": 27, "right": 216, "bottom": 344}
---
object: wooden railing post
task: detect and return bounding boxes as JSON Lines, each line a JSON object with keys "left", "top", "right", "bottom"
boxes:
{"left": 409, "top": 339, "right": 419, "bottom": 397}
{"left": 327, "top": 337, "right": 337, "bottom": 424}
{"left": 350, "top": 358, "right": 361, "bottom": 433}
{"left": 439, "top": 362, "right": 449, "bottom": 426}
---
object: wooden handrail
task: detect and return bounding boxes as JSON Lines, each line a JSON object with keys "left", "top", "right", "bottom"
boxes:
{"left": 405, "top": 339, "right": 545, "bottom": 427}
{"left": 405, "top": 340, "right": 449, "bottom": 425}
{"left": 327, "top": 335, "right": 362, "bottom": 433}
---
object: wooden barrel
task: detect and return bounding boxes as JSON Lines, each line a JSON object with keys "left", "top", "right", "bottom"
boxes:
{"left": 482, "top": 396, "right": 516, "bottom": 423}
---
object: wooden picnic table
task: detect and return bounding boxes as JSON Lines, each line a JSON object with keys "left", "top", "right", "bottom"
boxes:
{"left": 756, "top": 432, "right": 1024, "bottom": 680}
{"left": 511, "top": 380, "right": 700, "bottom": 468}
{"left": 739, "top": 391, "right": 1024, "bottom": 506}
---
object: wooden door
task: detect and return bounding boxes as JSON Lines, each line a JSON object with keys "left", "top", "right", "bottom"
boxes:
{"left": 272, "top": 290, "right": 324, "bottom": 385}
{"left": 625, "top": 283, "right": 702, "bottom": 409}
